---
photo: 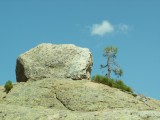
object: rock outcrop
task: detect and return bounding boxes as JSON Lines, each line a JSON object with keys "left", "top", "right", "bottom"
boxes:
{"left": 1, "top": 44, "right": 160, "bottom": 119}
{"left": 16, "top": 43, "right": 93, "bottom": 82}
{"left": 0, "top": 79, "right": 160, "bottom": 119}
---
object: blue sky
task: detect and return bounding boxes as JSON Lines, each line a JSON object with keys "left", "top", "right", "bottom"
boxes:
{"left": 0, "top": 0, "right": 160, "bottom": 99}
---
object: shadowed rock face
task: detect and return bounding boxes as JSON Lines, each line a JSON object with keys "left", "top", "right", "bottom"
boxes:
{"left": 16, "top": 43, "right": 93, "bottom": 82}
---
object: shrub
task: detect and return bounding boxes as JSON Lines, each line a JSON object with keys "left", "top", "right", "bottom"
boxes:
{"left": 4, "top": 80, "right": 13, "bottom": 93}
{"left": 91, "top": 75, "right": 133, "bottom": 93}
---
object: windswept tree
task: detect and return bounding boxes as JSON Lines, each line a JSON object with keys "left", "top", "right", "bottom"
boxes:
{"left": 101, "top": 46, "right": 123, "bottom": 79}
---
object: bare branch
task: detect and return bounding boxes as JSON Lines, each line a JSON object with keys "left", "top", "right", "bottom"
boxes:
{"left": 100, "top": 64, "right": 107, "bottom": 68}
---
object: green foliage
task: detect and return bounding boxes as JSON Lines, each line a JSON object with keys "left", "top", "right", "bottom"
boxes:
{"left": 113, "top": 68, "right": 123, "bottom": 77}
{"left": 104, "top": 46, "right": 118, "bottom": 55}
{"left": 4, "top": 80, "right": 13, "bottom": 93}
{"left": 91, "top": 75, "right": 133, "bottom": 93}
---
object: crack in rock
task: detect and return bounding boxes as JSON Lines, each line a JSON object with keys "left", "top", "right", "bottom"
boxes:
{"left": 55, "top": 92, "right": 74, "bottom": 111}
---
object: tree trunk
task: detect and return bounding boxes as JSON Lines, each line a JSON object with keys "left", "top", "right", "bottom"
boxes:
{"left": 107, "top": 54, "right": 111, "bottom": 79}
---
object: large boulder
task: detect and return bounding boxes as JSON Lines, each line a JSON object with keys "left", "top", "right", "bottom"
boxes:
{"left": 16, "top": 43, "right": 93, "bottom": 82}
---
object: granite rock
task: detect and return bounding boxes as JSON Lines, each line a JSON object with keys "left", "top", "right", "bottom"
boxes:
{"left": 16, "top": 43, "right": 93, "bottom": 82}
{"left": 1, "top": 79, "right": 160, "bottom": 120}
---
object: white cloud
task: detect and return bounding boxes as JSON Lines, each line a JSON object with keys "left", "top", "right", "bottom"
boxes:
{"left": 118, "top": 24, "right": 129, "bottom": 33}
{"left": 90, "top": 20, "right": 130, "bottom": 36}
{"left": 91, "top": 20, "right": 114, "bottom": 36}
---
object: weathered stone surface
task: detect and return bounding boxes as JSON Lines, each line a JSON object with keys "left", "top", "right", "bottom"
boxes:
{"left": 2, "top": 79, "right": 160, "bottom": 111}
{"left": 16, "top": 43, "right": 93, "bottom": 82}
{"left": 0, "top": 104, "right": 160, "bottom": 120}
{"left": 1, "top": 79, "right": 160, "bottom": 119}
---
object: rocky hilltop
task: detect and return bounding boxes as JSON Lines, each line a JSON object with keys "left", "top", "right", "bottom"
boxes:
{"left": 0, "top": 43, "right": 160, "bottom": 120}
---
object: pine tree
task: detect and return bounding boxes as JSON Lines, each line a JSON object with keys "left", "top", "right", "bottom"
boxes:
{"left": 101, "top": 46, "right": 123, "bottom": 79}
